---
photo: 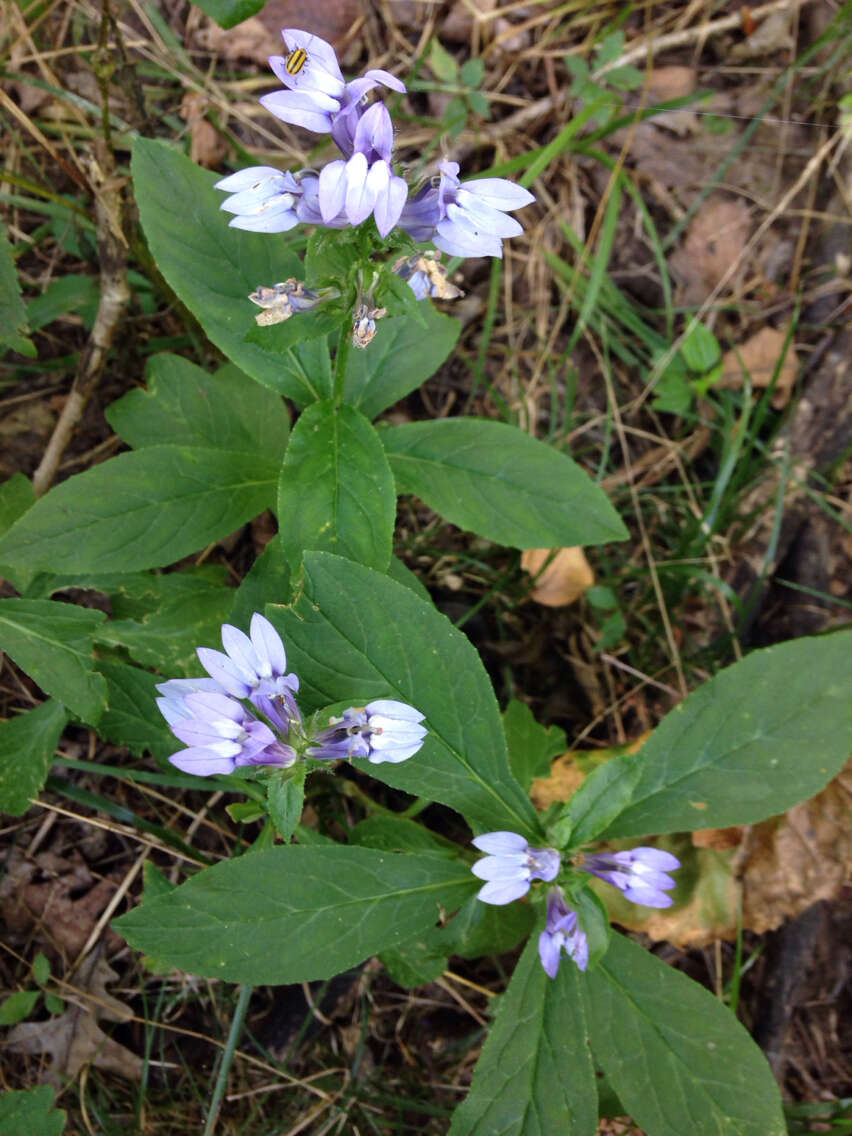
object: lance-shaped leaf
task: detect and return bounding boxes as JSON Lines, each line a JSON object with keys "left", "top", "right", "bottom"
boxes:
{"left": 192, "top": 0, "right": 264, "bottom": 29}
{"left": 582, "top": 932, "right": 785, "bottom": 1136}
{"left": 382, "top": 419, "right": 627, "bottom": 548}
{"left": 267, "top": 552, "right": 541, "bottom": 838}
{"left": 0, "top": 599, "right": 107, "bottom": 722}
{"left": 107, "top": 355, "right": 289, "bottom": 459}
{"left": 449, "top": 935, "right": 597, "bottom": 1136}
{"left": 343, "top": 308, "right": 461, "bottom": 419}
{"left": 114, "top": 845, "right": 477, "bottom": 984}
{"left": 278, "top": 401, "right": 395, "bottom": 571}
{"left": 0, "top": 446, "right": 278, "bottom": 575}
{"left": 602, "top": 630, "right": 852, "bottom": 839}
{"left": 132, "top": 137, "right": 330, "bottom": 404}
{"left": 0, "top": 700, "right": 67, "bottom": 816}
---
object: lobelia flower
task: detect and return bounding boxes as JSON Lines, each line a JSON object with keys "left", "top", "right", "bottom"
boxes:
{"left": 351, "top": 301, "right": 387, "bottom": 348}
{"left": 318, "top": 102, "right": 408, "bottom": 236}
{"left": 196, "top": 612, "right": 302, "bottom": 731}
{"left": 158, "top": 687, "right": 296, "bottom": 776}
{"left": 260, "top": 28, "right": 405, "bottom": 148}
{"left": 249, "top": 279, "right": 331, "bottom": 327}
{"left": 579, "top": 847, "right": 681, "bottom": 908}
{"left": 400, "top": 160, "right": 535, "bottom": 258}
{"left": 214, "top": 167, "right": 304, "bottom": 233}
{"left": 308, "top": 699, "right": 427, "bottom": 764}
{"left": 471, "top": 831, "right": 561, "bottom": 905}
{"left": 538, "top": 887, "right": 589, "bottom": 977}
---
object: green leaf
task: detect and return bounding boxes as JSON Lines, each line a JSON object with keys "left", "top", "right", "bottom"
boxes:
{"left": 0, "top": 700, "right": 67, "bottom": 815}
{"left": 603, "top": 631, "right": 852, "bottom": 838}
{"left": 190, "top": 0, "right": 264, "bottom": 28}
{"left": 681, "top": 322, "right": 721, "bottom": 373}
{"left": 460, "top": 57, "right": 485, "bottom": 87}
{"left": 268, "top": 552, "right": 541, "bottom": 838}
{"left": 449, "top": 936, "right": 597, "bottom": 1136}
{"left": 0, "top": 446, "right": 278, "bottom": 575}
{"left": 26, "top": 274, "right": 99, "bottom": 331}
{"left": 95, "top": 662, "right": 178, "bottom": 762}
{"left": 583, "top": 932, "right": 785, "bottom": 1136}
{"left": 0, "top": 473, "right": 35, "bottom": 538}
{"left": 244, "top": 307, "right": 341, "bottom": 356}
{"left": 595, "top": 30, "right": 625, "bottom": 66}
{"left": 277, "top": 401, "right": 395, "bottom": 571}
{"left": 467, "top": 90, "right": 491, "bottom": 118}
{"left": 0, "top": 1086, "right": 65, "bottom": 1136}
{"left": 380, "top": 940, "right": 446, "bottom": 988}
{"left": 386, "top": 554, "right": 430, "bottom": 602}
{"left": 97, "top": 576, "right": 234, "bottom": 676}
{"left": 558, "top": 753, "right": 642, "bottom": 847}
{"left": 429, "top": 38, "right": 459, "bottom": 82}
{"left": 350, "top": 815, "right": 456, "bottom": 855}
{"left": 503, "top": 700, "right": 566, "bottom": 792}
{"left": 107, "top": 355, "right": 289, "bottom": 460}
{"left": 604, "top": 65, "right": 644, "bottom": 91}
{"left": 0, "top": 989, "right": 40, "bottom": 1025}
{"left": 229, "top": 539, "right": 291, "bottom": 628}
{"left": 32, "top": 952, "right": 50, "bottom": 985}
{"left": 444, "top": 96, "right": 468, "bottom": 139}
{"left": 131, "top": 137, "right": 325, "bottom": 403}
{"left": 0, "top": 222, "right": 33, "bottom": 356}
{"left": 435, "top": 892, "right": 535, "bottom": 960}
{"left": 383, "top": 419, "right": 628, "bottom": 548}
{"left": 266, "top": 766, "right": 306, "bottom": 841}
{"left": 343, "top": 307, "right": 461, "bottom": 419}
{"left": 0, "top": 600, "right": 106, "bottom": 722}
{"left": 114, "top": 845, "right": 477, "bottom": 984}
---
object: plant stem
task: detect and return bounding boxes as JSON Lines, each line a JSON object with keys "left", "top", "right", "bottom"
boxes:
{"left": 203, "top": 984, "right": 253, "bottom": 1136}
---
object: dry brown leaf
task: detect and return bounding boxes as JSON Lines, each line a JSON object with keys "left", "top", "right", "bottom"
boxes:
{"left": 443, "top": 0, "right": 499, "bottom": 42}
{"left": 692, "top": 826, "right": 746, "bottom": 850}
{"left": 521, "top": 547, "right": 594, "bottom": 607}
{"left": 645, "top": 66, "right": 697, "bottom": 135}
{"left": 731, "top": 10, "right": 795, "bottom": 59}
{"left": 195, "top": 16, "right": 272, "bottom": 63}
{"left": 0, "top": 849, "right": 122, "bottom": 959}
{"left": 669, "top": 195, "right": 751, "bottom": 306}
{"left": 6, "top": 949, "right": 142, "bottom": 1086}
{"left": 719, "top": 326, "right": 798, "bottom": 408}
{"left": 180, "top": 92, "right": 227, "bottom": 169}
{"left": 255, "top": 0, "right": 361, "bottom": 49}
{"left": 740, "top": 758, "right": 852, "bottom": 934}
{"left": 530, "top": 735, "right": 650, "bottom": 810}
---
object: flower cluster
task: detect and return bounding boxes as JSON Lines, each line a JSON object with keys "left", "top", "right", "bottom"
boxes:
{"left": 471, "top": 832, "right": 681, "bottom": 979}
{"left": 214, "top": 28, "right": 535, "bottom": 324}
{"left": 157, "top": 613, "right": 426, "bottom": 777}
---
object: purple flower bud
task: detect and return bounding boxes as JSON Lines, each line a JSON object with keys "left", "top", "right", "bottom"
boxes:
{"left": 538, "top": 888, "right": 589, "bottom": 977}
{"left": 471, "top": 832, "right": 561, "bottom": 906}
{"left": 308, "top": 699, "right": 426, "bottom": 764}
{"left": 580, "top": 847, "right": 681, "bottom": 908}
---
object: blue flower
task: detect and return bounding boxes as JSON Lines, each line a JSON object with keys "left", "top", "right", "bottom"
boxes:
{"left": 400, "top": 161, "right": 535, "bottom": 258}
{"left": 157, "top": 687, "right": 296, "bottom": 776}
{"left": 538, "top": 888, "right": 589, "bottom": 977}
{"left": 196, "top": 613, "right": 301, "bottom": 731}
{"left": 308, "top": 699, "right": 426, "bottom": 764}
{"left": 214, "top": 167, "right": 303, "bottom": 233}
{"left": 471, "top": 832, "right": 561, "bottom": 905}
{"left": 260, "top": 29, "right": 405, "bottom": 143}
{"left": 580, "top": 847, "right": 681, "bottom": 908}
{"left": 317, "top": 102, "right": 408, "bottom": 236}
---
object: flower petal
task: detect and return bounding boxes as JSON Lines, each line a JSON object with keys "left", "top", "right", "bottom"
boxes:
{"left": 472, "top": 831, "right": 529, "bottom": 854}
{"left": 476, "top": 877, "right": 530, "bottom": 905}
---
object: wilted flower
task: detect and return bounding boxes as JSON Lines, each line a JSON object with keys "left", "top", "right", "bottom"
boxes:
{"left": 471, "top": 831, "right": 561, "bottom": 905}
{"left": 579, "top": 847, "right": 681, "bottom": 908}
{"left": 158, "top": 687, "right": 296, "bottom": 776}
{"left": 249, "top": 279, "right": 329, "bottom": 326}
{"left": 393, "top": 252, "right": 463, "bottom": 301}
{"left": 400, "top": 161, "right": 535, "bottom": 258}
{"left": 351, "top": 301, "right": 387, "bottom": 348}
{"left": 308, "top": 699, "right": 427, "bottom": 764}
{"left": 260, "top": 28, "right": 405, "bottom": 147}
{"left": 538, "top": 888, "right": 589, "bottom": 977}
{"left": 197, "top": 613, "right": 301, "bottom": 729}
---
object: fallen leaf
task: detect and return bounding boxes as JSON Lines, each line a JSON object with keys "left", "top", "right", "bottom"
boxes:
{"left": 731, "top": 10, "right": 795, "bottom": 59}
{"left": 6, "top": 949, "right": 142, "bottom": 1086}
{"left": 521, "top": 547, "right": 594, "bottom": 607}
{"left": 194, "top": 16, "right": 271, "bottom": 64}
{"left": 530, "top": 735, "right": 650, "bottom": 810}
{"left": 719, "top": 326, "right": 798, "bottom": 408}
{"left": 180, "top": 92, "right": 227, "bottom": 169}
{"left": 669, "top": 195, "right": 752, "bottom": 306}
{"left": 692, "top": 826, "right": 746, "bottom": 850}
{"left": 254, "top": 0, "right": 361, "bottom": 50}
{"left": 645, "top": 66, "right": 698, "bottom": 135}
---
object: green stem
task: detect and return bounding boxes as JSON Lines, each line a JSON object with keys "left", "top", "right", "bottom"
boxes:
{"left": 332, "top": 323, "right": 351, "bottom": 408}
{"left": 203, "top": 984, "right": 253, "bottom": 1136}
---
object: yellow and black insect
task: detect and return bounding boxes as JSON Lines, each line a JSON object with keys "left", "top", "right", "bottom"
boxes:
{"left": 285, "top": 46, "right": 308, "bottom": 76}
